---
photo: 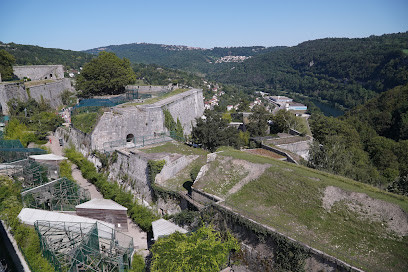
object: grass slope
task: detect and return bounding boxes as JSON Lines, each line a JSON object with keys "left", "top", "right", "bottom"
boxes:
{"left": 198, "top": 148, "right": 408, "bottom": 272}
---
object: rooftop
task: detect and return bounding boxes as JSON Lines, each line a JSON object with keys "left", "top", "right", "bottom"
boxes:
{"left": 152, "top": 218, "right": 188, "bottom": 240}
{"left": 18, "top": 208, "right": 115, "bottom": 229}
{"left": 75, "top": 198, "right": 127, "bottom": 211}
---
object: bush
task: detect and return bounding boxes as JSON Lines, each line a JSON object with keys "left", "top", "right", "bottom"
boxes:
{"left": 130, "top": 253, "right": 145, "bottom": 272}
{"left": 0, "top": 176, "right": 55, "bottom": 272}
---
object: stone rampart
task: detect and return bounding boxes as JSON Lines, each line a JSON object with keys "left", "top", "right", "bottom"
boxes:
{"left": 91, "top": 88, "right": 204, "bottom": 151}
{"left": 0, "top": 78, "right": 71, "bottom": 114}
{"left": 13, "top": 65, "right": 64, "bottom": 80}
{"left": 207, "top": 204, "right": 364, "bottom": 272}
{"left": 155, "top": 155, "right": 198, "bottom": 185}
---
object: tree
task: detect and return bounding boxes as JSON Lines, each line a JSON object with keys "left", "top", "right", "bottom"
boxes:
{"left": 0, "top": 49, "right": 15, "bottom": 81}
{"left": 246, "top": 105, "right": 271, "bottom": 137}
{"left": 76, "top": 52, "right": 136, "bottom": 97}
{"left": 192, "top": 110, "right": 240, "bottom": 152}
{"left": 150, "top": 225, "right": 239, "bottom": 272}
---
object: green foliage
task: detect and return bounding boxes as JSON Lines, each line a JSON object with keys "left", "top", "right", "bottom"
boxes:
{"left": 64, "top": 146, "right": 158, "bottom": 231}
{"left": 215, "top": 32, "right": 408, "bottom": 109}
{"left": 60, "top": 89, "right": 76, "bottom": 107}
{"left": 150, "top": 225, "right": 240, "bottom": 272}
{"left": 4, "top": 119, "right": 36, "bottom": 147}
{"left": 6, "top": 98, "right": 63, "bottom": 142}
{"left": 0, "top": 176, "right": 55, "bottom": 272}
{"left": 309, "top": 84, "right": 408, "bottom": 193}
{"left": 190, "top": 164, "right": 201, "bottom": 181}
{"left": 0, "top": 49, "right": 16, "bottom": 80}
{"left": 175, "top": 118, "right": 184, "bottom": 140}
{"left": 192, "top": 110, "right": 241, "bottom": 152}
{"left": 0, "top": 41, "right": 92, "bottom": 70}
{"left": 270, "top": 109, "right": 307, "bottom": 135}
{"left": 172, "top": 210, "right": 200, "bottom": 228}
{"left": 71, "top": 112, "right": 99, "bottom": 134}
{"left": 246, "top": 105, "right": 271, "bottom": 137}
{"left": 129, "top": 252, "right": 145, "bottom": 272}
{"left": 148, "top": 160, "right": 166, "bottom": 184}
{"left": 163, "top": 108, "right": 176, "bottom": 132}
{"left": 84, "top": 43, "right": 274, "bottom": 75}
{"left": 76, "top": 51, "right": 136, "bottom": 97}
{"left": 59, "top": 160, "right": 73, "bottom": 180}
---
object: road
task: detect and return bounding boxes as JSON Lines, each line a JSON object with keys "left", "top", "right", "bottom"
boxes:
{"left": 45, "top": 134, "right": 149, "bottom": 256}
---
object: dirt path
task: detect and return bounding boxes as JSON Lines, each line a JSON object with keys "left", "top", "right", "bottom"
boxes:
{"left": 46, "top": 134, "right": 149, "bottom": 256}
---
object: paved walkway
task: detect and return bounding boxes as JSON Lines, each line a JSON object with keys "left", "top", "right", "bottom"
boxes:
{"left": 45, "top": 134, "right": 149, "bottom": 256}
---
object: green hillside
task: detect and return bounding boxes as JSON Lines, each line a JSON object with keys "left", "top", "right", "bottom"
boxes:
{"left": 0, "top": 42, "right": 93, "bottom": 70}
{"left": 192, "top": 147, "right": 408, "bottom": 272}
{"left": 213, "top": 32, "right": 408, "bottom": 109}
{"left": 84, "top": 43, "right": 284, "bottom": 75}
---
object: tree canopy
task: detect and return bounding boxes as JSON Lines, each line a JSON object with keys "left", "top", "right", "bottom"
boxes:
{"left": 76, "top": 51, "right": 135, "bottom": 97}
{"left": 150, "top": 225, "right": 239, "bottom": 272}
{"left": 0, "top": 49, "right": 15, "bottom": 81}
{"left": 192, "top": 110, "right": 240, "bottom": 152}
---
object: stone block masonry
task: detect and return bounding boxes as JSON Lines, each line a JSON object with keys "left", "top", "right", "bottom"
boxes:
{"left": 13, "top": 65, "right": 64, "bottom": 81}
{"left": 91, "top": 88, "right": 204, "bottom": 151}
{"left": 0, "top": 78, "right": 71, "bottom": 114}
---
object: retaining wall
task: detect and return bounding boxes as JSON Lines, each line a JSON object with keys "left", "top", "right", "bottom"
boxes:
{"left": 206, "top": 204, "right": 364, "bottom": 272}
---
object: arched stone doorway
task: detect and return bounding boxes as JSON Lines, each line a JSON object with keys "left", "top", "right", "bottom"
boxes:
{"left": 126, "top": 134, "right": 134, "bottom": 143}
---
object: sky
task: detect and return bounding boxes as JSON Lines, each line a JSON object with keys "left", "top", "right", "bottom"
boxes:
{"left": 0, "top": 0, "right": 407, "bottom": 51}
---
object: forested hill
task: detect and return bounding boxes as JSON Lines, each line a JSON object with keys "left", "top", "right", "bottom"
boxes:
{"left": 0, "top": 42, "right": 93, "bottom": 70}
{"left": 84, "top": 43, "right": 284, "bottom": 75}
{"left": 213, "top": 32, "right": 408, "bottom": 109}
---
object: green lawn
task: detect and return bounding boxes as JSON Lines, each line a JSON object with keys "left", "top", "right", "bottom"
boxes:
{"left": 141, "top": 141, "right": 208, "bottom": 156}
{"left": 122, "top": 88, "right": 190, "bottom": 107}
{"left": 200, "top": 147, "right": 408, "bottom": 272}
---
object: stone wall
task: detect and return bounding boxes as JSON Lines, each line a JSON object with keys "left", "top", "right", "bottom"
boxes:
{"left": 13, "top": 65, "right": 64, "bottom": 80}
{"left": 0, "top": 78, "right": 71, "bottom": 114}
{"left": 206, "top": 204, "right": 364, "bottom": 272}
{"left": 155, "top": 155, "right": 198, "bottom": 185}
{"left": 108, "top": 149, "right": 152, "bottom": 201}
{"left": 56, "top": 126, "right": 91, "bottom": 156}
{"left": 91, "top": 88, "right": 204, "bottom": 151}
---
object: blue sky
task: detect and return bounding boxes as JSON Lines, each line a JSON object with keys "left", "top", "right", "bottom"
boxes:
{"left": 0, "top": 0, "right": 407, "bottom": 51}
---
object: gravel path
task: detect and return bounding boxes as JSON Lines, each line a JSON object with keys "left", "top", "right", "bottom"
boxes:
{"left": 46, "top": 134, "right": 149, "bottom": 256}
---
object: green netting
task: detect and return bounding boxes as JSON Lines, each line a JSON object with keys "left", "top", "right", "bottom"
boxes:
{"left": 0, "top": 139, "right": 46, "bottom": 163}
{"left": 0, "top": 139, "right": 24, "bottom": 148}
{"left": 35, "top": 221, "right": 133, "bottom": 272}
{"left": 22, "top": 177, "right": 91, "bottom": 211}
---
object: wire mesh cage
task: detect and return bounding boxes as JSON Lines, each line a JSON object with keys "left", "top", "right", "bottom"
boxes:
{"left": 21, "top": 177, "right": 91, "bottom": 211}
{"left": 35, "top": 220, "right": 134, "bottom": 272}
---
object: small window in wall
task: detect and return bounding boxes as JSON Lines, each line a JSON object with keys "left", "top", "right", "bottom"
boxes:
{"left": 50, "top": 74, "right": 53, "bottom": 78}
{"left": 45, "top": 76, "right": 47, "bottom": 79}
{"left": 126, "top": 134, "right": 134, "bottom": 143}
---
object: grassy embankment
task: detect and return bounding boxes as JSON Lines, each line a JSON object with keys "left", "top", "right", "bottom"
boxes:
{"left": 123, "top": 88, "right": 190, "bottom": 107}
{"left": 195, "top": 147, "right": 408, "bottom": 272}
{"left": 140, "top": 141, "right": 208, "bottom": 192}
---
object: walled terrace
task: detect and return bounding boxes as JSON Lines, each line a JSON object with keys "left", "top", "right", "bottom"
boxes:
{"left": 187, "top": 147, "right": 408, "bottom": 272}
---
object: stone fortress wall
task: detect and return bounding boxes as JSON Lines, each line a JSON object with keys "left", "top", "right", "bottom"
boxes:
{"left": 90, "top": 88, "right": 204, "bottom": 150}
{"left": 0, "top": 65, "right": 71, "bottom": 114}
{"left": 13, "top": 65, "right": 64, "bottom": 81}
{"left": 0, "top": 78, "right": 71, "bottom": 115}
